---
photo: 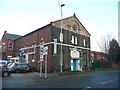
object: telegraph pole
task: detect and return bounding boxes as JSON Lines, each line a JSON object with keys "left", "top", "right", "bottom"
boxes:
{"left": 58, "top": 2, "right": 65, "bottom": 75}
{"left": 39, "top": 40, "right": 44, "bottom": 78}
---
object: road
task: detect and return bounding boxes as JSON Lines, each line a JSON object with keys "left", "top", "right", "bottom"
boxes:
{"left": 1, "top": 70, "right": 119, "bottom": 89}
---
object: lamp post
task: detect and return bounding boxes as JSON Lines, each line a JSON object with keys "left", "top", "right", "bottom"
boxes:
{"left": 39, "top": 39, "right": 44, "bottom": 78}
{"left": 58, "top": 2, "right": 65, "bottom": 75}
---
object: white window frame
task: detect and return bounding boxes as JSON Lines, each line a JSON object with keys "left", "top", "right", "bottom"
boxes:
{"left": 83, "top": 39, "right": 86, "bottom": 46}
{"left": 75, "top": 36, "right": 78, "bottom": 45}
{"left": 71, "top": 35, "right": 74, "bottom": 44}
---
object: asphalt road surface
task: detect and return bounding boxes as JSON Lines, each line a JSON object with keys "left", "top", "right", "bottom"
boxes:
{"left": 2, "top": 70, "right": 119, "bottom": 89}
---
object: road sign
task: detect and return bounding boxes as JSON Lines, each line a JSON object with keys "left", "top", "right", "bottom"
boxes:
{"left": 43, "top": 46, "right": 48, "bottom": 56}
{"left": 40, "top": 55, "right": 44, "bottom": 59}
{"left": 53, "top": 39, "right": 57, "bottom": 54}
{"left": 19, "top": 50, "right": 24, "bottom": 57}
{"left": 60, "top": 33, "right": 63, "bottom": 42}
{"left": 40, "top": 42, "right": 44, "bottom": 56}
{"left": 40, "top": 59, "right": 43, "bottom": 61}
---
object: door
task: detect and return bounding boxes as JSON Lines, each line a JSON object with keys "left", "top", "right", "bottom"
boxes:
{"left": 73, "top": 60, "right": 76, "bottom": 71}
{"left": 25, "top": 54, "right": 28, "bottom": 63}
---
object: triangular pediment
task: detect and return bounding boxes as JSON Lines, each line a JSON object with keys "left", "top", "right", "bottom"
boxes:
{"left": 52, "top": 13, "right": 91, "bottom": 37}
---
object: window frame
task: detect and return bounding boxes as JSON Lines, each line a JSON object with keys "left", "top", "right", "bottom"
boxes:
{"left": 83, "top": 39, "right": 86, "bottom": 47}
{"left": 75, "top": 36, "right": 78, "bottom": 45}
{"left": 8, "top": 42, "right": 13, "bottom": 50}
{"left": 71, "top": 35, "right": 74, "bottom": 44}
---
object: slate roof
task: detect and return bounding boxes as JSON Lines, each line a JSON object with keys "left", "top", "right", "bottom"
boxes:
{"left": 6, "top": 33, "right": 21, "bottom": 40}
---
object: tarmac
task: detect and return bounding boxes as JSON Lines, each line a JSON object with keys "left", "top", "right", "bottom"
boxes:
{"left": 10, "top": 69, "right": 115, "bottom": 83}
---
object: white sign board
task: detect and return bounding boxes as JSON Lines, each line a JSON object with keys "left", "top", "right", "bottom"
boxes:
{"left": 40, "top": 55, "right": 44, "bottom": 59}
{"left": 53, "top": 39, "right": 57, "bottom": 54}
{"left": 43, "top": 46, "right": 48, "bottom": 55}
{"left": 40, "top": 44, "right": 44, "bottom": 55}
{"left": 60, "top": 33, "right": 63, "bottom": 42}
{"left": 70, "top": 49, "right": 80, "bottom": 58}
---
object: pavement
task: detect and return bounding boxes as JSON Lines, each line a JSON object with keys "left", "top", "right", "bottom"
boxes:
{"left": 10, "top": 69, "right": 116, "bottom": 83}
{"left": 2, "top": 69, "right": 119, "bottom": 88}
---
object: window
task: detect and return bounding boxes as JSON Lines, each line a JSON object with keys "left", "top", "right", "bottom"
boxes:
{"left": 97, "top": 55, "right": 101, "bottom": 60}
{"left": 2, "top": 43, "right": 5, "bottom": 52}
{"left": 71, "top": 35, "right": 74, "bottom": 44}
{"left": 80, "top": 51, "right": 82, "bottom": 58}
{"left": 75, "top": 36, "right": 77, "bottom": 45}
{"left": 71, "top": 35, "right": 78, "bottom": 45}
{"left": 8, "top": 42, "right": 13, "bottom": 50}
{"left": 83, "top": 39, "right": 86, "bottom": 46}
{"left": 91, "top": 53, "right": 94, "bottom": 58}
{"left": 84, "top": 53, "right": 87, "bottom": 65}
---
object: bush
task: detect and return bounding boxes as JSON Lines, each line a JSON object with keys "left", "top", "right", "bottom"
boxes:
{"left": 92, "top": 60, "right": 101, "bottom": 69}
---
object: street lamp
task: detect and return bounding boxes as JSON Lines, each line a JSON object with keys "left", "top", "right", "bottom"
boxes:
{"left": 58, "top": 2, "right": 65, "bottom": 75}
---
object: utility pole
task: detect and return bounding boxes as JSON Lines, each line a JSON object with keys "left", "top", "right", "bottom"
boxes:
{"left": 44, "top": 46, "right": 48, "bottom": 78}
{"left": 39, "top": 40, "right": 44, "bottom": 78}
{"left": 58, "top": 2, "right": 65, "bottom": 75}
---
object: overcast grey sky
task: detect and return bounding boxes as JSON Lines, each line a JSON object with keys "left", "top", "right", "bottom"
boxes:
{"left": 0, "top": 0, "right": 118, "bottom": 51}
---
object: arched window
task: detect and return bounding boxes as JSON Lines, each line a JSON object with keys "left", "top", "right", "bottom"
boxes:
{"left": 83, "top": 39, "right": 86, "bottom": 47}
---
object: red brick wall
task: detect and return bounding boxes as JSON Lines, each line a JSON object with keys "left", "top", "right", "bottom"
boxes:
{"left": 2, "top": 32, "right": 7, "bottom": 59}
{"left": 6, "top": 40, "right": 14, "bottom": 57}
{"left": 112, "top": 63, "right": 120, "bottom": 69}
{"left": 14, "top": 24, "right": 53, "bottom": 73}
{"left": 91, "top": 51, "right": 108, "bottom": 61}
{"left": 2, "top": 32, "right": 14, "bottom": 59}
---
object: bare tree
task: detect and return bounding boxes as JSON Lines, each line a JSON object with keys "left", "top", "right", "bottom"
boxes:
{"left": 97, "top": 34, "right": 113, "bottom": 54}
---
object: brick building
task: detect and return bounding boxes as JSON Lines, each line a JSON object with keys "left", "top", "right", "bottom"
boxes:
{"left": 0, "top": 41, "right": 2, "bottom": 60}
{"left": 91, "top": 51, "right": 108, "bottom": 61}
{"left": 1, "top": 14, "right": 91, "bottom": 73}
{"left": 1, "top": 31, "right": 21, "bottom": 60}
{"left": 91, "top": 51, "right": 111, "bottom": 68}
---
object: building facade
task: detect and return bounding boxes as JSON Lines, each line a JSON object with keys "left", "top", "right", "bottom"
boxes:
{"left": 91, "top": 51, "right": 108, "bottom": 61}
{"left": 1, "top": 31, "right": 21, "bottom": 60}
{"left": 91, "top": 51, "right": 110, "bottom": 68}
{"left": 0, "top": 41, "right": 2, "bottom": 60}
{"left": 1, "top": 14, "right": 91, "bottom": 73}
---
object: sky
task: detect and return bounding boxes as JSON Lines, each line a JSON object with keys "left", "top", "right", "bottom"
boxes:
{"left": 0, "top": 0, "right": 119, "bottom": 51}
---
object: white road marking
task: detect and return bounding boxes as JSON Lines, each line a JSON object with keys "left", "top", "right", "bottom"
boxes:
{"left": 86, "top": 86, "right": 91, "bottom": 88}
{"left": 102, "top": 79, "right": 118, "bottom": 84}
{"left": 80, "top": 86, "right": 91, "bottom": 90}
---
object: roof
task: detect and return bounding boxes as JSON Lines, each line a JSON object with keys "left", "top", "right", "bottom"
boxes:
{"left": 91, "top": 51, "right": 107, "bottom": 55}
{"left": 52, "top": 13, "right": 91, "bottom": 36}
{"left": 15, "top": 23, "right": 51, "bottom": 40}
{"left": 6, "top": 33, "right": 21, "bottom": 40}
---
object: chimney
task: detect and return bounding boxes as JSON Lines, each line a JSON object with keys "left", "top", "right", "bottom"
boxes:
{"left": 73, "top": 13, "right": 76, "bottom": 17}
{"left": 4, "top": 31, "right": 7, "bottom": 34}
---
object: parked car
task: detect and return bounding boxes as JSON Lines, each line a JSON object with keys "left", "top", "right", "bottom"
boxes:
{"left": 9, "top": 63, "right": 31, "bottom": 73}
{"left": 0, "top": 66, "right": 11, "bottom": 77}
{"left": 0, "top": 60, "right": 11, "bottom": 67}
{"left": 7, "top": 62, "right": 13, "bottom": 68}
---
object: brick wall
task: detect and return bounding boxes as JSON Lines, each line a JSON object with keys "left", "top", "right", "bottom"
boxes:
{"left": 1, "top": 32, "right": 14, "bottom": 59}
{"left": 14, "top": 24, "right": 53, "bottom": 73}
{"left": 51, "top": 26, "right": 91, "bottom": 72}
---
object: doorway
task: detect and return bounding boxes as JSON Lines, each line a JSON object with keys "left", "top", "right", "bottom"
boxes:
{"left": 71, "top": 59, "right": 80, "bottom": 71}
{"left": 73, "top": 60, "right": 76, "bottom": 71}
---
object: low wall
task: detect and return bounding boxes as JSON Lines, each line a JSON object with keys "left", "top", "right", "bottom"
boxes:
{"left": 112, "top": 63, "right": 120, "bottom": 69}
